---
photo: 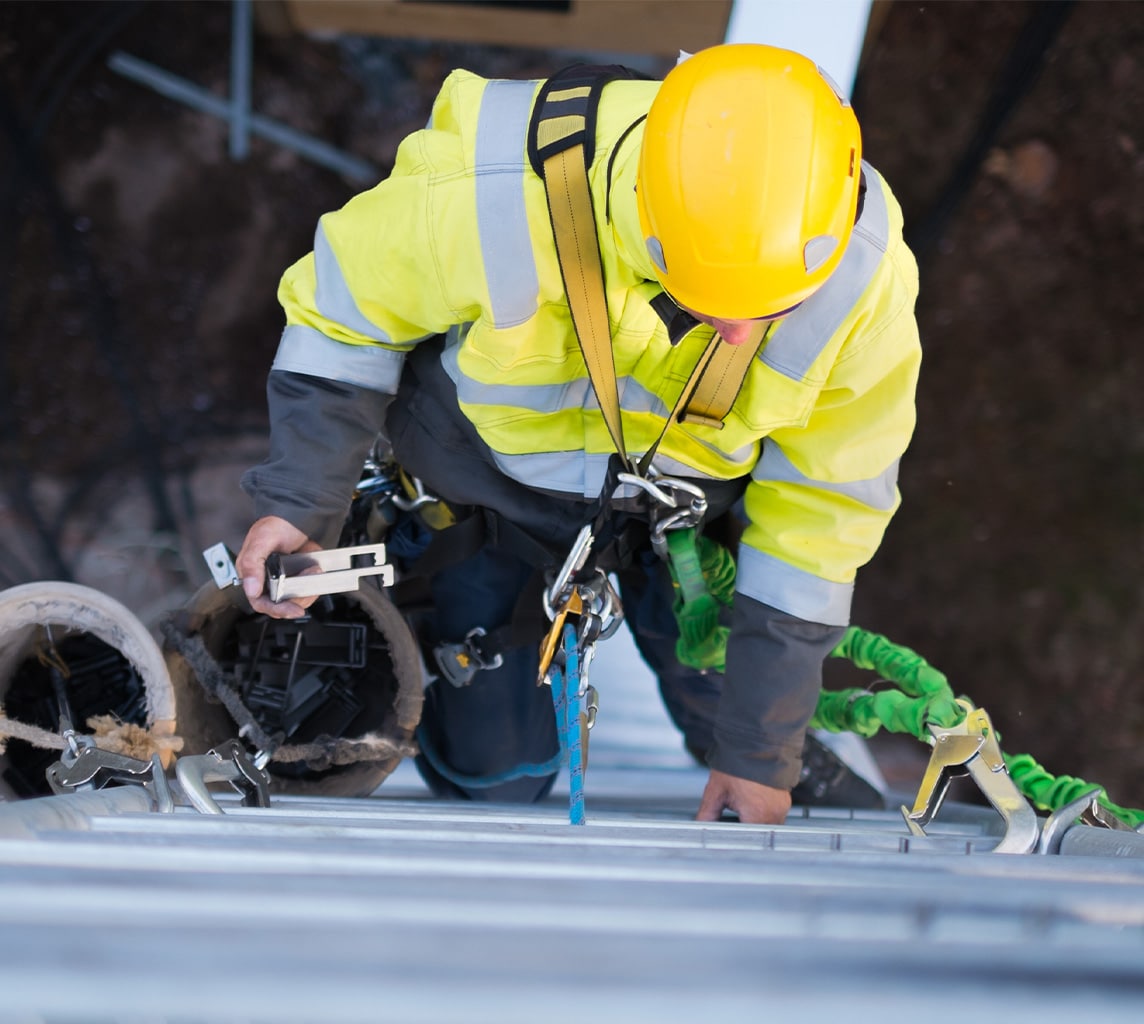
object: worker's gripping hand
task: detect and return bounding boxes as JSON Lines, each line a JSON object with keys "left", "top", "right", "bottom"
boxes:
{"left": 695, "top": 769, "right": 792, "bottom": 825}
{"left": 236, "top": 515, "right": 321, "bottom": 620}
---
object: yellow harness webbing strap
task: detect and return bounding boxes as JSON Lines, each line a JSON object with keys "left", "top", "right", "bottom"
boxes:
{"left": 543, "top": 140, "right": 631, "bottom": 468}
{"left": 677, "top": 321, "right": 771, "bottom": 430}
{"left": 531, "top": 68, "right": 766, "bottom": 468}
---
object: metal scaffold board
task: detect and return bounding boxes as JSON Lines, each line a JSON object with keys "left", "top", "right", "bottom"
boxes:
{"left": 1, "top": 772, "right": 1143, "bottom": 1023}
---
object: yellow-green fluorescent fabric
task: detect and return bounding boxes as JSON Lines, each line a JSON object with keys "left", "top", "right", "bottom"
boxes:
{"left": 273, "top": 70, "right": 921, "bottom": 627}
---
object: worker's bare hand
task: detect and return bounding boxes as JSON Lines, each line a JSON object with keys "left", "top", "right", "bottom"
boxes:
{"left": 695, "top": 768, "right": 791, "bottom": 825}
{"left": 236, "top": 515, "right": 321, "bottom": 619}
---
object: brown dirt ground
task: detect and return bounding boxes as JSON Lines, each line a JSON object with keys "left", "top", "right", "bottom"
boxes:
{"left": 1, "top": 2, "right": 1142, "bottom": 804}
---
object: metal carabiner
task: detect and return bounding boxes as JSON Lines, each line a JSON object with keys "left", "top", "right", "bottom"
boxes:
{"left": 544, "top": 524, "right": 595, "bottom": 619}
{"left": 901, "top": 701, "right": 1039, "bottom": 854}
{"left": 391, "top": 473, "right": 440, "bottom": 511}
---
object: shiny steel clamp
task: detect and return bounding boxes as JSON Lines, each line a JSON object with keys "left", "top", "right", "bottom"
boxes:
{"left": 901, "top": 700, "right": 1040, "bottom": 854}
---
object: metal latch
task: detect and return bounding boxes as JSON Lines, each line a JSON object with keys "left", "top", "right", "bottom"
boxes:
{"left": 46, "top": 745, "right": 175, "bottom": 813}
{"left": 901, "top": 700, "right": 1039, "bottom": 854}
{"left": 174, "top": 738, "right": 271, "bottom": 814}
{"left": 433, "top": 627, "right": 504, "bottom": 688}
{"left": 203, "top": 541, "right": 394, "bottom": 602}
{"left": 1037, "top": 785, "right": 1140, "bottom": 854}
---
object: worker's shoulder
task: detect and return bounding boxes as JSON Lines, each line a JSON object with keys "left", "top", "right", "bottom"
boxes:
{"left": 851, "top": 162, "right": 918, "bottom": 298}
{"left": 427, "top": 68, "right": 541, "bottom": 135}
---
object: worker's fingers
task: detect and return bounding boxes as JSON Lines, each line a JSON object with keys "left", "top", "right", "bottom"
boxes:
{"left": 235, "top": 515, "right": 314, "bottom": 613}
{"left": 245, "top": 592, "right": 310, "bottom": 620}
{"left": 695, "top": 775, "right": 732, "bottom": 822}
{"left": 695, "top": 770, "right": 791, "bottom": 825}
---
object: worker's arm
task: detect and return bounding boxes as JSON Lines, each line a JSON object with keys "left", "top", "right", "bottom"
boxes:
{"left": 236, "top": 369, "right": 391, "bottom": 617}
{"left": 699, "top": 597, "right": 845, "bottom": 823}
{"left": 703, "top": 234, "right": 922, "bottom": 821}
{"left": 238, "top": 107, "right": 480, "bottom": 615}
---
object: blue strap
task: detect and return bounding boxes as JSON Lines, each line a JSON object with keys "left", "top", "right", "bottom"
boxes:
{"left": 414, "top": 623, "right": 588, "bottom": 825}
{"left": 416, "top": 723, "right": 564, "bottom": 789}
{"left": 550, "top": 623, "right": 586, "bottom": 825}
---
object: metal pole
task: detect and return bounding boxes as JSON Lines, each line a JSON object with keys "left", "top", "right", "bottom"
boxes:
{"left": 229, "top": 0, "right": 252, "bottom": 160}
{"left": 0, "top": 787, "right": 154, "bottom": 839}
{"left": 1058, "top": 824, "right": 1144, "bottom": 859}
{"left": 106, "top": 53, "right": 378, "bottom": 184}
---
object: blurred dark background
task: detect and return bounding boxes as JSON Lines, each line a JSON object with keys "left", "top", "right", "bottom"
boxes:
{"left": 1, "top": 1, "right": 1141, "bottom": 802}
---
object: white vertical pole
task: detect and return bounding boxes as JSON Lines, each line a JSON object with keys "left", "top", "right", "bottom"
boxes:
{"left": 723, "top": 0, "right": 874, "bottom": 96}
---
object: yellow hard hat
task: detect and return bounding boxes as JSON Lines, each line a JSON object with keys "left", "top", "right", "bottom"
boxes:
{"left": 637, "top": 44, "right": 862, "bottom": 320}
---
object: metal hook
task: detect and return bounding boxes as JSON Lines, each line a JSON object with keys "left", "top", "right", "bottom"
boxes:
{"left": 901, "top": 701, "right": 1039, "bottom": 854}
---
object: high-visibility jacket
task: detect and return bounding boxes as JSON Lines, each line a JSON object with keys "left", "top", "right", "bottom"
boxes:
{"left": 272, "top": 69, "right": 921, "bottom": 630}
{"left": 249, "top": 68, "right": 921, "bottom": 790}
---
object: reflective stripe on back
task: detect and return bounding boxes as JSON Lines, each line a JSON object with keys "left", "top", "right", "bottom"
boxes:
{"left": 488, "top": 449, "right": 731, "bottom": 501}
{"left": 441, "top": 345, "right": 757, "bottom": 471}
{"left": 475, "top": 80, "right": 540, "bottom": 328}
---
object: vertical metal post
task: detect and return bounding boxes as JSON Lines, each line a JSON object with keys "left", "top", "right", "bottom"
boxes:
{"left": 229, "top": 0, "right": 252, "bottom": 160}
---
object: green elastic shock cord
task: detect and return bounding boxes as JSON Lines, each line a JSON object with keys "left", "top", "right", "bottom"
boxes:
{"left": 826, "top": 625, "right": 1144, "bottom": 828}
{"left": 662, "top": 527, "right": 1143, "bottom": 826}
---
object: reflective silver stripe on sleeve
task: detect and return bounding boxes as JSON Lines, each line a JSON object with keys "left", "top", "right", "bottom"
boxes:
{"left": 475, "top": 80, "right": 540, "bottom": 328}
{"left": 313, "top": 219, "right": 394, "bottom": 344}
{"left": 760, "top": 162, "right": 890, "bottom": 383}
{"left": 736, "top": 545, "right": 853, "bottom": 627}
{"left": 273, "top": 325, "right": 406, "bottom": 394}
{"left": 753, "top": 440, "right": 899, "bottom": 511}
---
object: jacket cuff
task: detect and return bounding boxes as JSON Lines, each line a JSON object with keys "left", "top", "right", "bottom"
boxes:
{"left": 708, "top": 594, "right": 845, "bottom": 790}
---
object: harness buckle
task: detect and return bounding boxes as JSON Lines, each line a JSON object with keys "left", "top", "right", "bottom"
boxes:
{"left": 434, "top": 627, "right": 505, "bottom": 688}
{"left": 616, "top": 470, "right": 708, "bottom": 558}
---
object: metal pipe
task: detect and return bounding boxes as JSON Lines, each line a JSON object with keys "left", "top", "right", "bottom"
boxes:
{"left": 1058, "top": 824, "right": 1144, "bottom": 859}
{"left": 106, "top": 51, "right": 378, "bottom": 183}
{"left": 229, "top": 0, "right": 252, "bottom": 160}
{"left": 0, "top": 786, "right": 154, "bottom": 839}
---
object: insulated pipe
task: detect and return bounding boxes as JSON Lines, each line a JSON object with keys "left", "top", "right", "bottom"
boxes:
{"left": 0, "top": 581, "right": 177, "bottom": 798}
{"left": 0, "top": 785, "right": 154, "bottom": 839}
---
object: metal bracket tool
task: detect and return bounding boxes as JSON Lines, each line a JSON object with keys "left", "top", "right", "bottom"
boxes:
{"left": 175, "top": 739, "right": 271, "bottom": 814}
{"left": 46, "top": 746, "right": 175, "bottom": 813}
{"left": 203, "top": 542, "right": 394, "bottom": 603}
{"left": 901, "top": 700, "right": 1040, "bottom": 854}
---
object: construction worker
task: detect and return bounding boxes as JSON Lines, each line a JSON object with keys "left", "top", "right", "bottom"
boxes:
{"left": 236, "top": 44, "right": 921, "bottom": 825}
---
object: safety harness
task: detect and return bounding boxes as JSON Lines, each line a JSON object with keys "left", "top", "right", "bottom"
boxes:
{"left": 408, "top": 65, "right": 768, "bottom": 820}
{"left": 520, "top": 64, "right": 783, "bottom": 822}
{"left": 527, "top": 64, "right": 774, "bottom": 458}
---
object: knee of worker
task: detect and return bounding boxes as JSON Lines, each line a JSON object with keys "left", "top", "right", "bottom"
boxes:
{"left": 415, "top": 649, "right": 559, "bottom": 803}
{"left": 429, "top": 544, "right": 535, "bottom": 640}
